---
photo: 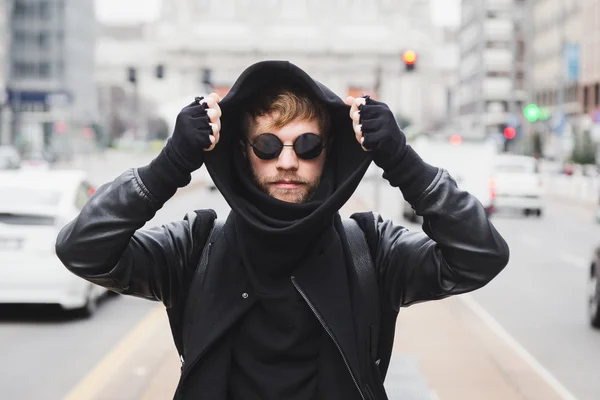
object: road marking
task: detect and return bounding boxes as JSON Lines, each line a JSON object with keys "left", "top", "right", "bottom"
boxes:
{"left": 559, "top": 252, "right": 588, "bottom": 269}
{"left": 518, "top": 234, "right": 543, "bottom": 249}
{"left": 63, "top": 305, "right": 164, "bottom": 400}
{"left": 460, "top": 295, "right": 579, "bottom": 400}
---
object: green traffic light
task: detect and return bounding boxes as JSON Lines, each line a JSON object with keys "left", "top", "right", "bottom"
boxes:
{"left": 523, "top": 104, "right": 540, "bottom": 122}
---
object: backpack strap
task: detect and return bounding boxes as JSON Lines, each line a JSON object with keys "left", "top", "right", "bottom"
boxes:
{"left": 342, "top": 218, "right": 380, "bottom": 363}
{"left": 180, "top": 219, "right": 225, "bottom": 363}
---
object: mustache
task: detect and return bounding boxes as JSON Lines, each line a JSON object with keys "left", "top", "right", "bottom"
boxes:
{"left": 264, "top": 174, "right": 308, "bottom": 184}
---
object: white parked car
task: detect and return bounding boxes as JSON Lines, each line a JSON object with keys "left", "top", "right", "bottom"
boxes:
{"left": 492, "top": 154, "right": 543, "bottom": 217}
{"left": 0, "top": 169, "right": 107, "bottom": 316}
{"left": 0, "top": 146, "right": 21, "bottom": 170}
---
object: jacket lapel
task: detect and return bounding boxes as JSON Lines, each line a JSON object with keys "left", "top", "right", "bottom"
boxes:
{"left": 183, "top": 222, "right": 256, "bottom": 374}
{"left": 292, "top": 229, "right": 363, "bottom": 387}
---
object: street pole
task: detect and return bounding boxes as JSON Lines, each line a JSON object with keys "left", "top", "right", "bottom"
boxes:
{"left": 508, "top": 5, "right": 518, "bottom": 153}
{"left": 132, "top": 74, "right": 139, "bottom": 141}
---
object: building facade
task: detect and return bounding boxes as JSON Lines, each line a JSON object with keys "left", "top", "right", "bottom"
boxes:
{"left": 457, "top": 0, "right": 526, "bottom": 139}
{"left": 529, "top": 0, "right": 582, "bottom": 118}
{"left": 95, "top": 0, "right": 459, "bottom": 137}
{"left": 0, "top": 0, "right": 12, "bottom": 144}
{"left": 580, "top": 0, "right": 600, "bottom": 116}
{"left": 7, "top": 0, "right": 97, "bottom": 153}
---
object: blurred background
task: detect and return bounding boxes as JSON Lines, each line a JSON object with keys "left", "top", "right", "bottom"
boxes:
{"left": 3, "top": 1, "right": 600, "bottom": 399}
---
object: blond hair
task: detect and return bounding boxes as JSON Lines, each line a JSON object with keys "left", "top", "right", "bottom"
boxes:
{"left": 243, "top": 86, "right": 331, "bottom": 138}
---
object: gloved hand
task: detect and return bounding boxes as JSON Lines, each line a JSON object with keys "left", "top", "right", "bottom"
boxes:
{"left": 345, "top": 95, "right": 438, "bottom": 204}
{"left": 165, "top": 93, "right": 221, "bottom": 172}
{"left": 345, "top": 95, "right": 407, "bottom": 171}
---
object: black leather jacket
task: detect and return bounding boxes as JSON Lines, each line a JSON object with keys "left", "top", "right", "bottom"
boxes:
{"left": 55, "top": 167, "right": 509, "bottom": 399}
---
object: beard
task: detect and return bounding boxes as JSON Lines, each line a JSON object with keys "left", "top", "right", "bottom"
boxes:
{"left": 252, "top": 171, "right": 320, "bottom": 204}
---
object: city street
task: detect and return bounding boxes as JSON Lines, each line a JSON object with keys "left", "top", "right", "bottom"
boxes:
{"left": 362, "top": 177, "right": 600, "bottom": 400}
{"left": 2, "top": 154, "right": 600, "bottom": 399}
{"left": 473, "top": 200, "right": 600, "bottom": 400}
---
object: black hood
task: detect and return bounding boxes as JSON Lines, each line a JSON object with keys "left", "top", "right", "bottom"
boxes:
{"left": 204, "top": 60, "right": 372, "bottom": 236}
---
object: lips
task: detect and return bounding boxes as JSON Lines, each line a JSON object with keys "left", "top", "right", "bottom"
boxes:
{"left": 271, "top": 180, "right": 304, "bottom": 189}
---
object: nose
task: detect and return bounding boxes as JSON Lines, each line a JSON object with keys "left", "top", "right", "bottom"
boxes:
{"left": 275, "top": 146, "right": 299, "bottom": 171}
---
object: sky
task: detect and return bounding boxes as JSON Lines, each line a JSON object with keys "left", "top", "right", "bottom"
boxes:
{"left": 94, "top": 0, "right": 460, "bottom": 26}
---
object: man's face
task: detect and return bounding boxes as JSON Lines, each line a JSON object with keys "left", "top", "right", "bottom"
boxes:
{"left": 246, "top": 114, "right": 327, "bottom": 203}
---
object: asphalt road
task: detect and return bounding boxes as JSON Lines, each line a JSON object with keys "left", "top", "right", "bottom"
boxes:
{"left": 471, "top": 200, "right": 600, "bottom": 400}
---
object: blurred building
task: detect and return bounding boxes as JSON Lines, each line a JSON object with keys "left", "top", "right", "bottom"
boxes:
{"left": 96, "top": 0, "right": 459, "bottom": 137}
{"left": 580, "top": 0, "right": 600, "bottom": 116}
{"left": 457, "top": 0, "right": 526, "bottom": 139}
{"left": 6, "top": 0, "right": 98, "bottom": 154}
{"left": 528, "top": 0, "right": 582, "bottom": 118}
{"left": 0, "top": 0, "right": 11, "bottom": 145}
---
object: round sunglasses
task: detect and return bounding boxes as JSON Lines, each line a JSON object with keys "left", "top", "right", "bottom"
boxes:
{"left": 244, "top": 133, "right": 325, "bottom": 160}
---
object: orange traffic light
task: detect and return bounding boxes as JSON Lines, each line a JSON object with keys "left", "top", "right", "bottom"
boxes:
{"left": 402, "top": 50, "right": 417, "bottom": 65}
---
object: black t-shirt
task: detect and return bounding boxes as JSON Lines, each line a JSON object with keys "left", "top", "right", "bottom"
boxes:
{"left": 228, "top": 284, "right": 323, "bottom": 400}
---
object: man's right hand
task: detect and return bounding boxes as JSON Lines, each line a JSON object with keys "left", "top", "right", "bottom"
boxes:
{"left": 167, "top": 92, "right": 222, "bottom": 172}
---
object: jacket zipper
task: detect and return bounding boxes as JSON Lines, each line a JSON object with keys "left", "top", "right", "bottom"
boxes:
{"left": 291, "top": 276, "right": 366, "bottom": 400}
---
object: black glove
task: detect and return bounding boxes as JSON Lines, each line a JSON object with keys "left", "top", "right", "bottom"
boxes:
{"left": 166, "top": 97, "right": 214, "bottom": 173}
{"left": 359, "top": 96, "right": 438, "bottom": 204}
{"left": 358, "top": 96, "right": 407, "bottom": 171}
{"left": 137, "top": 97, "right": 213, "bottom": 204}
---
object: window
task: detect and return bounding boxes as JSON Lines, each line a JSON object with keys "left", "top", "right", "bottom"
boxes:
{"left": 39, "top": 32, "right": 50, "bottom": 49}
{"left": 584, "top": 86, "right": 589, "bottom": 111}
{"left": 0, "top": 187, "right": 62, "bottom": 209}
{"left": 595, "top": 83, "right": 600, "bottom": 107}
{"left": 39, "top": 1, "right": 51, "bottom": 19}
{"left": 12, "top": 61, "right": 37, "bottom": 78}
{"left": 39, "top": 62, "right": 51, "bottom": 78}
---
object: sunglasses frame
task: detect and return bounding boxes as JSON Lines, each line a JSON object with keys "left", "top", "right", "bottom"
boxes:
{"left": 244, "top": 132, "right": 326, "bottom": 160}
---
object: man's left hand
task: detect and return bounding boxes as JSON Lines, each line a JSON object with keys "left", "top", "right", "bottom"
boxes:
{"left": 344, "top": 96, "right": 407, "bottom": 170}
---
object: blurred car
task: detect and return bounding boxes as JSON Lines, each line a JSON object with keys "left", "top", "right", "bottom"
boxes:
{"left": 0, "top": 145, "right": 21, "bottom": 170}
{"left": 588, "top": 246, "right": 600, "bottom": 328}
{"left": 492, "top": 154, "right": 543, "bottom": 217}
{"left": 20, "top": 151, "right": 52, "bottom": 170}
{"left": 0, "top": 169, "right": 107, "bottom": 316}
{"left": 403, "top": 136, "right": 498, "bottom": 223}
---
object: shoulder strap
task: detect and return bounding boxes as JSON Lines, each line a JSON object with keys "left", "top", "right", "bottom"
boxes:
{"left": 342, "top": 218, "right": 380, "bottom": 363}
{"left": 180, "top": 219, "right": 225, "bottom": 361}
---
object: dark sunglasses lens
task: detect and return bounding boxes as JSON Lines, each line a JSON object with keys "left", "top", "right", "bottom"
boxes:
{"left": 294, "top": 134, "right": 323, "bottom": 160}
{"left": 252, "top": 134, "right": 282, "bottom": 160}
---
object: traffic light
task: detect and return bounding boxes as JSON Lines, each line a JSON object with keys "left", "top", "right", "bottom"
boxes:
{"left": 523, "top": 104, "right": 540, "bottom": 122}
{"left": 501, "top": 124, "right": 517, "bottom": 152}
{"left": 156, "top": 64, "right": 165, "bottom": 79}
{"left": 127, "top": 67, "right": 137, "bottom": 84}
{"left": 402, "top": 50, "right": 417, "bottom": 72}
{"left": 503, "top": 126, "right": 516, "bottom": 140}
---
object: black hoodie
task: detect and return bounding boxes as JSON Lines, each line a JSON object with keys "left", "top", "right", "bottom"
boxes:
{"left": 138, "top": 60, "right": 437, "bottom": 400}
